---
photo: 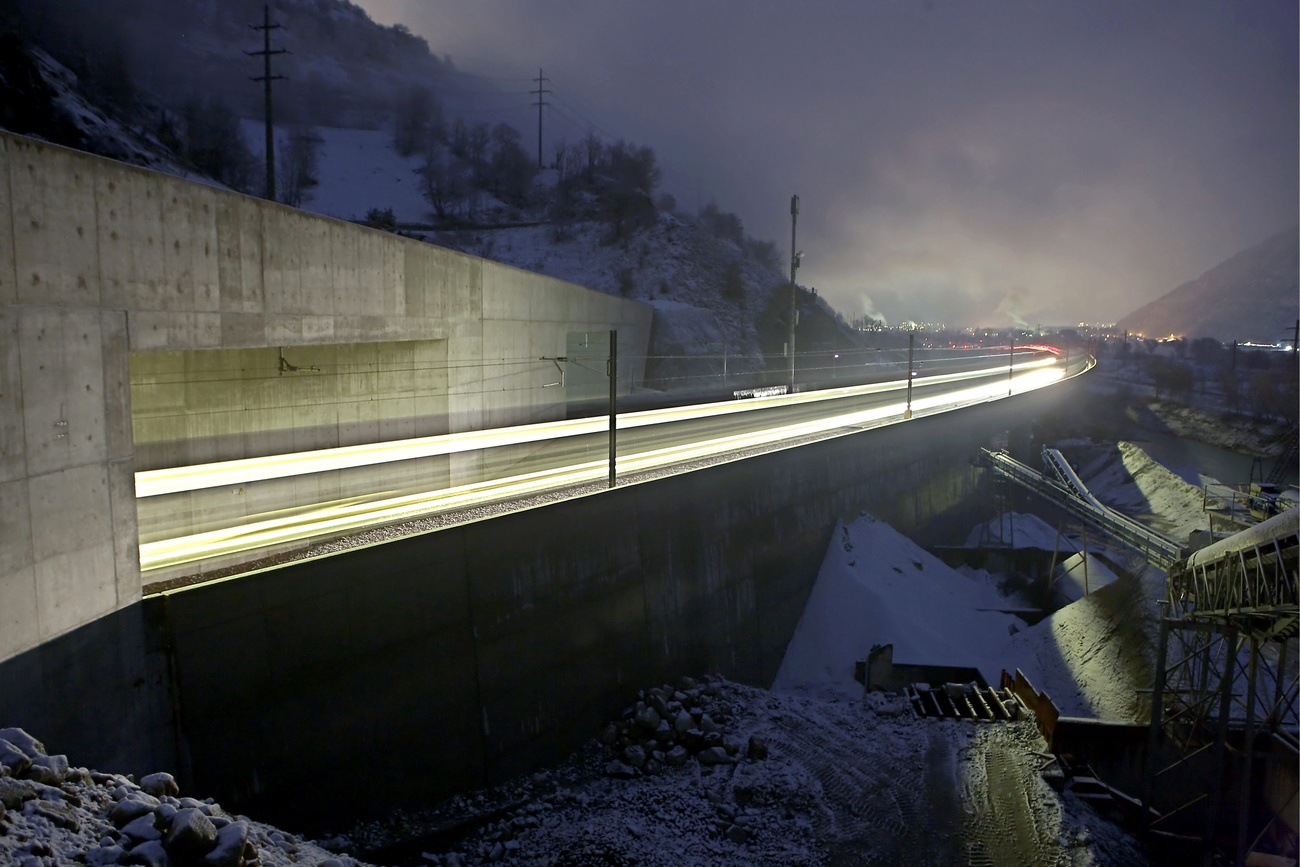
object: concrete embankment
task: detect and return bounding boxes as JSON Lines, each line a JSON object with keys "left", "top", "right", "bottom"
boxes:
{"left": 0, "top": 380, "right": 1076, "bottom": 831}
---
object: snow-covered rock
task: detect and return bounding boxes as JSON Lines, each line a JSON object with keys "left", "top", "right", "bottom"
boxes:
{"left": 0, "top": 727, "right": 367, "bottom": 867}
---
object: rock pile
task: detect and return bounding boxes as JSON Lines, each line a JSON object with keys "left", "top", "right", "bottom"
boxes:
{"left": 599, "top": 676, "right": 769, "bottom": 780}
{"left": 344, "top": 675, "right": 803, "bottom": 865}
{"left": 0, "top": 727, "right": 362, "bottom": 867}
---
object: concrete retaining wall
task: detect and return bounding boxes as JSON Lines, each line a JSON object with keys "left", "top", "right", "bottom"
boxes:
{"left": 0, "top": 380, "right": 1073, "bottom": 832}
{"left": 0, "top": 132, "right": 650, "bottom": 663}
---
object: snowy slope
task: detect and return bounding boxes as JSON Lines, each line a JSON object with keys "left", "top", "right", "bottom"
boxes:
{"left": 773, "top": 515, "right": 1024, "bottom": 697}
{"left": 1073, "top": 440, "right": 1212, "bottom": 544}
{"left": 239, "top": 121, "right": 430, "bottom": 222}
{"left": 0, "top": 40, "right": 205, "bottom": 182}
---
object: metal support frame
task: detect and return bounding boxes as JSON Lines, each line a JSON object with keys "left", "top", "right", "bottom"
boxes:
{"left": 1142, "top": 515, "right": 1299, "bottom": 866}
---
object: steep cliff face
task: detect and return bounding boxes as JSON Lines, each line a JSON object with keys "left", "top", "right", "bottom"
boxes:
{"left": 1117, "top": 228, "right": 1299, "bottom": 343}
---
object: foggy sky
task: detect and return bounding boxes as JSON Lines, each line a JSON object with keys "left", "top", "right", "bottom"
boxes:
{"left": 356, "top": 0, "right": 1297, "bottom": 328}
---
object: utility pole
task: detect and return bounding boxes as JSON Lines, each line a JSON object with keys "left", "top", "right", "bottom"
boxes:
{"left": 789, "top": 194, "right": 800, "bottom": 392}
{"left": 1008, "top": 337, "right": 1015, "bottom": 396}
{"left": 1284, "top": 318, "right": 1294, "bottom": 387}
{"left": 607, "top": 329, "right": 618, "bottom": 489}
{"left": 248, "top": 4, "right": 287, "bottom": 202}
{"left": 533, "top": 68, "right": 551, "bottom": 169}
{"left": 904, "top": 329, "right": 915, "bottom": 419}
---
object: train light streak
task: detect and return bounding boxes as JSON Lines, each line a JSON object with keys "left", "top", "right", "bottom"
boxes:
{"left": 137, "top": 359, "right": 1071, "bottom": 573}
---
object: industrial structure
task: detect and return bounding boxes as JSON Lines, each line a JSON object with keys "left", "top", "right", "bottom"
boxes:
{"left": 982, "top": 446, "right": 1299, "bottom": 864}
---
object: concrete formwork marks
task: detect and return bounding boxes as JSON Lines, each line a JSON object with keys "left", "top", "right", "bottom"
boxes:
{"left": 0, "top": 130, "right": 650, "bottom": 662}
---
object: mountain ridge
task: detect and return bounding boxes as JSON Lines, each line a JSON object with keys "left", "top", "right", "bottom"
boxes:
{"left": 1117, "top": 228, "right": 1299, "bottom": 344}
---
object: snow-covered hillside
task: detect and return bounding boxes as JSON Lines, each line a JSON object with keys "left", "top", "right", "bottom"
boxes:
{"left": 0, "top": 37, "right": 198, "bottom": 180}
{"left": 234, "top": 120, "right": 800, "bottom": 388}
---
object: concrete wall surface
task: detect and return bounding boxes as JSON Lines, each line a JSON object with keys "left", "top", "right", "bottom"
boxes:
{"left": 0, "top": 132, "right": 651, "bottom": 664}
{"left": 137, "top": 385, "right": 1065, "bottom": 831}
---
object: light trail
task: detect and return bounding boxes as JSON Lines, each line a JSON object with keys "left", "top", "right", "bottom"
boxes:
{"left": 135, "top": 354, "right": 1059, "bottom": 498}
{"left": 138, "top": 363, "right": 1067, "bottom": 572}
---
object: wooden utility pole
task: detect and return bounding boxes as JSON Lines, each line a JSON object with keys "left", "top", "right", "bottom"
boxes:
{"left": 533, "top": 69, "right": 551, "bottom": 169}
{"left": 248, "top": 4, "right": 287, "bottom": 201}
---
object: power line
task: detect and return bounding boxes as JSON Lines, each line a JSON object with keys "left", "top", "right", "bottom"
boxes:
{"left": 246, "top": 3, "right": 288, "bottom": 202}
{"left": 532, "top": 68, "right": 551, "bottom": 168}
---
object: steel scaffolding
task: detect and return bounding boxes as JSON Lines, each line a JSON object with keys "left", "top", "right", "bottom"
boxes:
{"left": 1144, "top": 510, "right": 1299, "bottom": 865}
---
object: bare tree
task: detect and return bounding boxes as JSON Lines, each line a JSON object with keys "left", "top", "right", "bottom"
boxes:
{"left": 418, "top": 148, "right": 469, "bottom": 220}
{"left": 580, "top": 132, "right": 603, "bottom": 179}
{"left": 278, "top": 126, "right": 323, "bottom": 206}
{"left": 488, "top": 123, "right": 535, "bottom": 204}
{"left": 181, "top": 97, "right": 256, "bottom": 192}
{"left": 393, "top": 85, "right": 443, "bottom": 157}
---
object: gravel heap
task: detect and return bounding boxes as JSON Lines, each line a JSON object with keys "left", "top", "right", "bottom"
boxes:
{"left": 597, "top": 675, "right": 769, "bottom": 783}
{"left": 343, "top": 675, "right": 819, "bottom": 866}
{"left": 0, "top": 727, "right": 362, "bottom": 867}
{"left": 337, "top": 675, "right": 1148, "bottom": 866}
{"left": 3, "top": 677, "right": 1148, "bottom": 866}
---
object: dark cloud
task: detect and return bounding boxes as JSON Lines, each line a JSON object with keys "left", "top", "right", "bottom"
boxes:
{"left": 360, "top": 0, "right": 1297, "bottom": 326}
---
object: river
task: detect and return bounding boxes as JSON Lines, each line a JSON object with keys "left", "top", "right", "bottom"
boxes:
{"left": 1127, "top": 427, "right": 1298, "bottom": 487}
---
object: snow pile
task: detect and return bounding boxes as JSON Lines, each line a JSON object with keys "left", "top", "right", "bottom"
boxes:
{"left": 1001, "top": 570, "right": 1162, "bottom": 722}
{"left": 0, "top": 727, "right": 361, "bottom": 867}
{"left": 1052, "top": 552, "right": 1121, "bottom": 601}
{"left": 964, "top": 511, "right": 1082, "bottom": 551}
{"left": 1076, "top": 441, "right": 1211, "bottom": 543}
{"left": 779, "top": 512, "right": 1158, "bottom": 723}
{"left": 774, "top": 516, "right": 1024, "bottom": 696}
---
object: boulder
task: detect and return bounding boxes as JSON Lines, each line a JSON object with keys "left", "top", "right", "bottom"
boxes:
{"left": 201, "top": 821, "right": 248, "bottom": 867}
{"left": 620, "top": 745, "right": 646, "bottom": 768}
{"left": 0, "top": 740, "right": 31, "bottom": 777}
{"left": 0, "top": 729, "right": 45, "bottom": 759}
{"left": 111, "top": 794, "right": 160, "bottom": 828}
{"left": 633, "top": 703, "right": 661, "bottom": 732}
{"left": 122, "top": 839, "right": 172, "bottom": 867}
{"left": 746, "top": 735, "right": 769, "bottom": 761}
{"left": 164, "top": 807, "right": 219, "bottom": 859}
{"left": 30, "top": 799, "right": 80, "bottom": 831}
{"left": 140, "top": 773, "right": 179, "bottom": 799}
{"left": 0, "top": 776, "right": 38, "bottom": 809}
{"left": 696, "top": 746, "right": 730, "bottom": 766}
{"left": 121, "top": 813, "right": 163, "bottom": 843}
{"left": 86, "top": 844, "right": 126, "bottom": 866}
{"left": 27, "top": 754, "right": 69, "bottom": 785}
{"left": 673, "top": 710, "right": 694, "bottom": 735}
{"left": 664, "top": 746, "right": 690, "bottom": 768}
